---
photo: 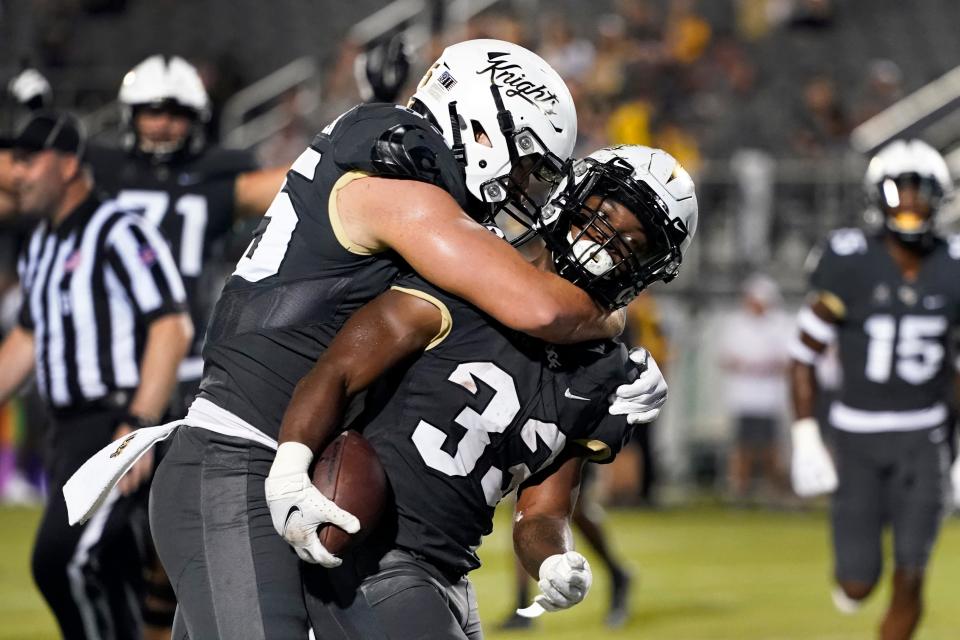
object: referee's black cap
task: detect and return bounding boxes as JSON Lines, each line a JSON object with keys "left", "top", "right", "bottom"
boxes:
{"left": 0, "top": 110, "right": 86, "bottom": 159}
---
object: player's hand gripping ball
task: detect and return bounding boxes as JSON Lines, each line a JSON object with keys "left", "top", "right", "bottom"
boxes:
{"left": 266, "top": 432, "right": 387, "bottom": 566}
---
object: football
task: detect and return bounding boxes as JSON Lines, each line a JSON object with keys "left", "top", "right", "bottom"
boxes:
{"left": 311, "top": 430, "right": 388, "bottom": 555}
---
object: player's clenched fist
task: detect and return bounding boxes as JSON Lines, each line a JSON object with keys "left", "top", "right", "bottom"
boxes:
{"left": 535, "top": 551, "right": 593, "bottom": 612}
{"left": 608, "top": 348, "right": 668, "bottom": 424}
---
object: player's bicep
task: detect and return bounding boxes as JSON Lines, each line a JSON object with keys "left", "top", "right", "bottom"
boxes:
{"left": 516, "top": 455, "right": 585, "bottom": 520}
{"left": 319, "top": 288, "right": 444, "bottom": 394}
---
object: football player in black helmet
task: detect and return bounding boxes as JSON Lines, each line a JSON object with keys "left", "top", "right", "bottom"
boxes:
{"left": 789, "top": 139, "right": 957, "bottom": 640}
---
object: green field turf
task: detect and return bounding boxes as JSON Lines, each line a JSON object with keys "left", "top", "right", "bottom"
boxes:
{"left": 2, "top": 504, "right": 958, "bottom": 639}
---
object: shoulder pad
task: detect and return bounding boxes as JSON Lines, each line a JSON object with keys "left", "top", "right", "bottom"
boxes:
{"left": 825, "top": 228, "right": 868, "bottom": 257}
{"left": 331, "top": 103, "right": 468, "bottom": 208}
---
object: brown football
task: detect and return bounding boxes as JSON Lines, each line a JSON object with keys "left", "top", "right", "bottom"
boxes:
{"left": 311, "top": 430, "right": 388, "bottom": 556}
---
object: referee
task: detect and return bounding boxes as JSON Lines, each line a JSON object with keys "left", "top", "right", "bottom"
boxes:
{"left": 0, "top": 111, "right": 193, "bottom": 640}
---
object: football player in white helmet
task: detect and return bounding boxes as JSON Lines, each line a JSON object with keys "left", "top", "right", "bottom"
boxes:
{"left": 864, "top": 138, "right": 953, "bottom": 249}
{"left": 118, "top": 54, "right": 211, "bottom": 160}
{"left": 789, "top": 139, "right": 956, "bottom": 640}
{"left": 537, "top": 145, "right": 698, "bottom": 309}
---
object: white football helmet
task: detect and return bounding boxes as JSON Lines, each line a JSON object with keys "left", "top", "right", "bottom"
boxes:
{"left": 539, "top": 145, "right": 698, "bottom": 309}
{"left": 409, "top": 39, "right": 577, "bottom": 221}
{"left": 864, "top": 138, "right": 953, "bottom": 245}
{"left": 119, "top": 55, "right": 210, "bottom": 157}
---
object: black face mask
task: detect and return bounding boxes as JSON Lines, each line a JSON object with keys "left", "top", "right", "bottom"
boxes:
{"left": 538, "top": 157, "right": 689, "bottom": 310}
{"left": 874, "top": 173, "right": 943, "bottom": 251}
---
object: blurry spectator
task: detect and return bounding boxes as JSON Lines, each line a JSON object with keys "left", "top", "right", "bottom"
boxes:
{"left": 195, "top": 51, "right": 249, "bottom": 143}
{"left": 606, "top": 97, "right": 654, "bottom": 147}
{"left": 788, "top": 0, "right": 835, "bottom": 30}
{"left": 619, "top": 291, "right": 671, "bottom": 506}
{"left": 732, "top": 148, "right": 776, "bottom": 266}
{"left": 573, "top": 98, "right": 612, "bottom": 157}
{"left": 654, "top": 115, "right": 702, "bottom": 176}
{"left": 853, "top": 59, "right": 903, "bottom": 126}
{"left": 255, "top": 88, "right": 314, "bottom": 167}
{"left": 718, "top": 274, "right": 793, "bottom": 503}
{"left": 585, "top": 14, "right": 632, "bottom": 100}
{"left": 538, "top": 14, "right": 595, "bottom": 85}
{"left": 663, "top": 0, "right": 712, "bottom": 66}
{"left": 792, "top": 74, "right": 849, "bottom": 157}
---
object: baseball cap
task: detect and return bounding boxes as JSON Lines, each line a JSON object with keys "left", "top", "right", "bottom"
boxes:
{"left": 1, "top": 110, "right": 86, "bottom": 158}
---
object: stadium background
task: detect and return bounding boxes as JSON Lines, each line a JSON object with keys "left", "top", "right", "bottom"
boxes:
{"left": 2, "top": 0, "right": 960, "bottom": 637}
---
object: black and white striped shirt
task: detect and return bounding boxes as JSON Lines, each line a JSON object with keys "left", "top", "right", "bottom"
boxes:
{"left": 16, "top": 193, "right": 187, "bottom": 409}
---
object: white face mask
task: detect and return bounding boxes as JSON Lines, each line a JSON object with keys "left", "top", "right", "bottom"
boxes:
{"left": 568, "top": 231, "right": 614, "bottom": 276}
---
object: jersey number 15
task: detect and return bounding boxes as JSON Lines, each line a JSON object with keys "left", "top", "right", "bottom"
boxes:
{"left": 864, "top": 314, "right": 947, "bottom": 385}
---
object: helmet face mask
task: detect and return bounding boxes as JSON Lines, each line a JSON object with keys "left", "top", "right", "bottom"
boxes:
{"left": 481, "top": 124, "right": 568, "bottom": 245}
{"left": 537, "top": 146, "right": 698, "bottom": 310}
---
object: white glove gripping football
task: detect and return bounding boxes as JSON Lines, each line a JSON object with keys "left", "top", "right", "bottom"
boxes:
{"left": 533, "top": 551, "right": 593, "bottom": 613}
{"left": 950, "top": 456, "right": 960, "bottom": 510}
{"left": 790, "top": 418, "right": 838, "bottom": 497}
{"left": 608, "top": 348, "right": 668, "bottom": 424}
{"left": 265, "top": 442, "right": 361, "bottom": 567}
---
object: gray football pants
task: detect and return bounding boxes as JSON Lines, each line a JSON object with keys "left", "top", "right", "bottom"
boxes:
{"left": 308, "top": 548, "right": 483, "bottom": 640}
{"left": 150, "top": 427, "right": 314, "bottom": 639}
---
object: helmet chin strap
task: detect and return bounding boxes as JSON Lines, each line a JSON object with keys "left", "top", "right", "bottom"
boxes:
{"left": 489, "top": 83, "right": 519, "bottom": 166}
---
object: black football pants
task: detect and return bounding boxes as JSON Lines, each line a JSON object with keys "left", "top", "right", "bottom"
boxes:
{"left": 32, "top": 409, "right": 145, "bottom": 640}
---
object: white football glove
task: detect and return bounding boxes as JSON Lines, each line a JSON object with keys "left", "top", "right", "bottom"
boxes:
{"left": 608, "top": 348, "right": 668, "bottom": 424}
{"left": 265, "top": 442, "right": 360, "bottom": 567}
{"left": 950, "top": 456, "right": 960, "bottom": 510}
{"left": 790, "top": 418, "right": 838, "bottom": 497}
{"left": 533, "top": 551, "right": 593, "bottom": 612}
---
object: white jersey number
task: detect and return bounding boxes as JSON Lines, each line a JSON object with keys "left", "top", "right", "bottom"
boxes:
{"left": 412, "top": 362, "right": 566, "bottom": 507}
{"left": 115, "top": 190, "right": 209, "bottom": 277}
{"left": 233, "top": 147, "right": 322, "bottom": 282}
{"left": 864, "top": 314, "right": 947, "bottom": 384}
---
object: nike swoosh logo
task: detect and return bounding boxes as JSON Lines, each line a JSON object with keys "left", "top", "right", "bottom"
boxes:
{"left": 284, "top": 506, "right": 300, "bottom": 526}
{"left": 564, "top": 388, "right": 590, "bottom": 401}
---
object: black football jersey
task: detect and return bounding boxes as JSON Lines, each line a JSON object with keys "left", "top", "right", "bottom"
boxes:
{"left": 354, "top": 273, "right": 637, "bottom": 575}
{"left": 199, "top": 103, "right": 468, "bottom": 437}
{"left": 809, "top": 228, "right": 960, "bottom": 427}
{"left": 87, "top": 144, "right": 258, "bottom": 361}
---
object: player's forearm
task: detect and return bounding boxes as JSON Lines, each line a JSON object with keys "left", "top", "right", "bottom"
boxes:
{"left": 513, "top": 514, "right": 575, "bottom": 580}
{"left": 128, "top": 313, "right": 193, "bottom": 422}
{"left": 278, "top": 361, "right": 353, "bottom": 454}
{"left": 0, "top": 326, "right": 35, "bottom": 404}
{"left": 234, "top": 167, "right": 288, "bottom": 219}
{"left": 789, "top": 360, "right": 818, "bottom": 420}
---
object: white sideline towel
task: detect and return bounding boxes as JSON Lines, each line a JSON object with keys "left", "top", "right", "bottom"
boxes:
{"left": 63, "top": 422, "right": 182, "bottom": 525}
